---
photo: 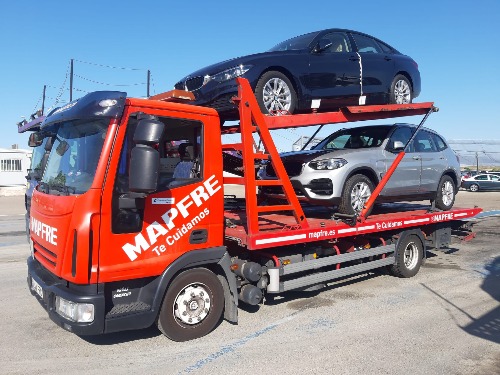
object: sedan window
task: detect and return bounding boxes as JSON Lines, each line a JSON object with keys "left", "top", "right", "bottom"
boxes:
{"left": 320, "top": 32, "right": 351, "bottom": 53}
{"left": 352, "top": 33, "right": 383, "bottom": 54}
{"left": 475, "top": 175, "right": 488, "bottom": 180}
{"left": 491, "top": 175, "right": 500, "bottom": 181}
{"left": 268, "top": 31, "right": 319, "bottom": 51}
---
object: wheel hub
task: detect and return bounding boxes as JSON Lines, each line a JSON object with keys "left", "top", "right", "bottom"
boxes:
{"left": 174, "top": 284, "right": 211, "bottom": 325}
{"left": 351, "top": 182, "right": 371, "bottom": 213}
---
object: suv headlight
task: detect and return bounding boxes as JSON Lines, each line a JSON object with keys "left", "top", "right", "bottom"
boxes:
{"left": 208, "top": 64, "right": 253, "bottom": 83}
{"left": 308, "top": 158, "right": 347, "bottom": 170}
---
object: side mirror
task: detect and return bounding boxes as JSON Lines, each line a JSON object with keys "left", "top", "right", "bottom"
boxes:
{"left": 393, "top": 141, "right": 405, "bottom": 150}
{"left": 56, "top": 140, "right": 70, "bottom": 156}
{"left": 129, "top": 145, "right": 159, "bottom": 193}
{"left": 313, "top": 39, "right": 333, "bottom": 53}
{"left": 134, "top": 119, "right": 165, "bottom": 144}
{"left": 28, "top": 132, "right": 44, "bottom": 147}
{"left": 129, "top": 118, "right": 164, "bottom": 194}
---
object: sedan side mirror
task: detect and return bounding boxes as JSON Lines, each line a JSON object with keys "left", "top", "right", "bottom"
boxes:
{"left": 313, "top": 39, "right": 333, "bottom": 53}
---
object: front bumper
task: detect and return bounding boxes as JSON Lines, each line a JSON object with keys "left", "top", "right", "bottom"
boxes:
{"left": 261, "top": 178, "right": 342, "bottom": 206}
{"left": 27, "top": 256, "right": 106, "bottom": 335}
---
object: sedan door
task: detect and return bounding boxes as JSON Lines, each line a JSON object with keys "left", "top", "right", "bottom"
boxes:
{"left": 350, "top": 33, "right": 395, "bottom": 103}
{"left": 306, "top": 31, "right": 361, "bottom": 107}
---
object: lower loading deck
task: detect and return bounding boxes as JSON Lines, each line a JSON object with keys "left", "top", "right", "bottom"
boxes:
{"left": 224, "top": 201, "right": 482, "bottom": 250}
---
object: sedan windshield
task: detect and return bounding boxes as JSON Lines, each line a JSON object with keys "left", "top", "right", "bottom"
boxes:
{"left": 268, "top": 31, "right": 319, "bottom": 51}
{"left": 41, "top": 119, "right": 108, "bottom": 195}
{"left": 314, "top": 126, "right": 392, "bottom": 150}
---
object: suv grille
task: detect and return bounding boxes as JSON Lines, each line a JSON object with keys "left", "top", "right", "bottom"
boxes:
{"left": 266, "top": 161, "right": 304, "bottom": 177}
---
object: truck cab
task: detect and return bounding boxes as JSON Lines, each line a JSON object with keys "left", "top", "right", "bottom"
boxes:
{"left": 28, "top": 91, "right": 228, "bottom": 336}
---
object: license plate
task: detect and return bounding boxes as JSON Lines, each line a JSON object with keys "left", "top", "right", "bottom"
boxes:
{"left": 31, "top": 277, "right": 43, "bottom": 299}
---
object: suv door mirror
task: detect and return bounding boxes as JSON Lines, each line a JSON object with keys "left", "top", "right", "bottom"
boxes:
{"left": 393, "top": 140, "right": 405, "bottom": 150}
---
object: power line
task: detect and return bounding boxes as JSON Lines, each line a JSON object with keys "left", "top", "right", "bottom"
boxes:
{"left": 73, "top": 59, "right": 146, "bottom": 71}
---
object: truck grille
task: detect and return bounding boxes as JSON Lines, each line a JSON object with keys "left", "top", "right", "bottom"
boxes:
{"left": 175, "top": 76, "right": 204, "bottom": 91}
{"left": 266, "top": 161, "right": 304, "bottom": 177}
{"left": 33, "top": 241, "right": 57, "bottom": 271}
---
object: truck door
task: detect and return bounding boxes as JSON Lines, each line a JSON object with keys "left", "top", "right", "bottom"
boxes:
{"left": 98, "top": 109, "right": 224, "bottom": 284}
{"left": 307, "top": 31, "right": 361, "bottom": 106}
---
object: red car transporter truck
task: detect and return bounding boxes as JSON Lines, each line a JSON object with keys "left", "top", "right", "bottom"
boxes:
{"left": 27, "top": 78, "right": 481, "bottom": 341}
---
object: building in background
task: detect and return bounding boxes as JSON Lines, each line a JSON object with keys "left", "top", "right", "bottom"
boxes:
{"left": 0, "top": 146, "right": 31, "bottom": 187}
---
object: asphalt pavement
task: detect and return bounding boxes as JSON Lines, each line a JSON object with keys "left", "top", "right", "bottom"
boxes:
{"left": 0, "top": 191, "right": 499, "bottom": 374}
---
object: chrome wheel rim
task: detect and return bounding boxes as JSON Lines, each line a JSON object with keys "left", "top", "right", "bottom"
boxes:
{"left": 441, "top": 180, "right": 454, "bottom": 206}
{"left": 262, "top": 77, "right": 292, "bottom": 113}
{"left": 394, "top": 79, "right": 411, "bottom": 104}
{"left": 470, "top": 184, "right": 479, "bottom": 192}
{"left": 173, "top": 283, "right": 211, "bottom": 325}
{"left": 404, "top": 242, "right": 419, "bottom": 270}
{"left": 350, "top": 181, "right": 371, "bottom": 213}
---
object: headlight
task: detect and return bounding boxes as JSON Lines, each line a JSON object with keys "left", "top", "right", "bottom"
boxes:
{"left": 55, "top": 296, "right": 95, "bottom": 323}
{"left": 309, "top": 158, "right": 347, "bottom": 170}
{"left": 209, "top": 64, "right": 253, "bottom": 83}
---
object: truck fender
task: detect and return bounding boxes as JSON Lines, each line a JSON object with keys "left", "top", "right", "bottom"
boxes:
{"left": 151, "top": 247, "right": 238, "bottom": 324}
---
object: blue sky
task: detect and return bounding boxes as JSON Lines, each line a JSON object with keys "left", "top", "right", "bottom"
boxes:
{"left": 2, "top": 0, "right": 499, "bottom": 158}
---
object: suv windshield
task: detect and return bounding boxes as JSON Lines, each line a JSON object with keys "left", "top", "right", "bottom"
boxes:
{"left": 314, "top": 126, "right": 392, "bottom": 150}
{"left": 41, "top": 119, "right": 108, "bottom": 195}
{"left": 268, "top": 31, "right": 319, "bottom": 51}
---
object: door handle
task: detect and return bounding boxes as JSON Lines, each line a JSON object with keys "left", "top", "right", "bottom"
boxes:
{"left": 412, "top": 156, "right": 421, "bottom": 160}
{"left": 349, "top": 56, "right": 359, "bottom": 61}
{"left": 384, "top": 56, "right": 392, "bottom": 61}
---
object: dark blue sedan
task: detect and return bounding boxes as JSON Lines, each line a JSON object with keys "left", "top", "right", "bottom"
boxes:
{"left": 174, "top": 29, "right": 421, "bottom": 121}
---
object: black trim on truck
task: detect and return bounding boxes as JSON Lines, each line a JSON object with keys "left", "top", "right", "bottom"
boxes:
{"left": 27, "top": 246, "right": 238, "bottom": 336}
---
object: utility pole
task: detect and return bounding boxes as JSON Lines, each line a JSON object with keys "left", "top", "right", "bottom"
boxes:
{"left": 41, "top": 85, "right": 46, "bottom": 115}
{"left": 70, "top": 59, "right": 74, "bottom": 102}
{"left": 147, "top": 70, "right": 151, "bottom": 97}
{"left": 476, "top": 152, "right": 479, "bottom": 172}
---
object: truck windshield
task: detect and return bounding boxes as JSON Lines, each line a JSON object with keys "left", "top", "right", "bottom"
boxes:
{"left": 41, "top": 119, "right": 108, "bottom": 195}
{"left": 30, "top": 138, "right": 48, "bottom": 174}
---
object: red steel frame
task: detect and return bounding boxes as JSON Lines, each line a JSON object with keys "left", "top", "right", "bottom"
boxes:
{"left": 223, "top": 78, "right": 481, "bottom": 250}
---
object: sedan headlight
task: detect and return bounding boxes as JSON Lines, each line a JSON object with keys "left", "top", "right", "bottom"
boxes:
{"left": 308, "top": 158, "right": 347, "bottom": 170}
{"left": 209, "top": 64, "right": 253, "bottom": 83}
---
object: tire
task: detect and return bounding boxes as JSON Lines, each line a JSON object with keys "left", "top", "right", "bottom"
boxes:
{"left": 469, "top": 184, "right": 479, "bottom": 192}
{"left": 338, "top": 174, "right": 374, "bottom": 216}
{"left": 390, "top": 74, "right": 412, "bottom": 104}
{"left": 255, "top": 71, "right": 297, "bottom": 116}
{"left": 435, "top": 175, "right": 456, "bottom": 210}
{"left": 390, "top": 234, "right": 423, "bottom": 278}
{"left": 157, "top": 268, "right": 224, "bottom": 342}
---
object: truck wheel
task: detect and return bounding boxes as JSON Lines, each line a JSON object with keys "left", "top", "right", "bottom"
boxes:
{"left": 157, "top": 268, "right": 224, "bottom": 342}
{"left": 390, "top": 74, "right": 412, "bottom": 104}
{"left": 435, "top": 175, "right": 456, "bottom": 210}
{"left": 255, "top": 71, "right": 297, "bottom": 116}
{"left": 338, "top": 174, "right": 374, "bottom": 216}
{"left": 469, "top": 184, "right": 479, "bottom": 192}
{"left": 390, "top": 234, "right": 423, "bottom": 278}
